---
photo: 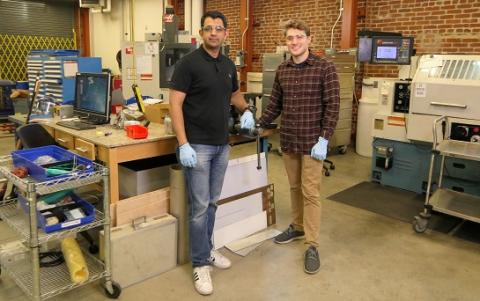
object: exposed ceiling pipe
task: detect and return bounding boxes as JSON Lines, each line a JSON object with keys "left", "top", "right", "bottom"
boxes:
{"left": 91, "top": 0, "right": 111, "bottom": 13}
{"left": 184, "top": 0, "right": 192, "bottom": 35}
{"left": 330, "top": 0, "right": 344, "bottom": 49}
{"left": 191, "top": 0, "right": 203, "bottom": 36}
{"left": 130, "top": 0, "right": 135, "bottom": 41}
{"left": 240, "top": 0, "right": 249, "bottom": 51}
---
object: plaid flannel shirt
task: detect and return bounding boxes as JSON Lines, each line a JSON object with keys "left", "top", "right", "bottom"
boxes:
{"left": 259, "top": 52, "right": 340, "bottom": 154}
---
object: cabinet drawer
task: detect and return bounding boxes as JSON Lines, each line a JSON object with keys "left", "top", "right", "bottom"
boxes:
{"left": 330, "top": 128, "right": 351, "bottom": 147}
{"left": 54, "top": 130, "right": 74, "bottom": 149}
{"left": 43, "top": 125, "right": 54, "bottom": 137}
{"left": 338, "top": 74, "right": 354, "bottom": 90}
{"left": 74, "top": 138, "right": 96, "bottom": 160}
{"left": 334, "top": 63, "right": 355, "bottom": 73}
{"left": 340, "top": 98, "right": 353, "bottom": 109}
{"left": 336, "top": 118, "right": 352, "bottom": 130}
{"left": 339, "top": 108, "right": 353, "bottom": 120}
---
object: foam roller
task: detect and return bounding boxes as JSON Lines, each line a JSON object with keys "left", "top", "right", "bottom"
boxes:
{"left": 61, "top": 237, "right": 89, "bottom": 283}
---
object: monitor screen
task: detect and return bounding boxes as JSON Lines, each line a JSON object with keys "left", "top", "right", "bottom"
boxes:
{"left": 371, "top": 36, "right": 414, "bottom": 65}
{"left": 74, "top": 72, "right": 111, "bottom": 124}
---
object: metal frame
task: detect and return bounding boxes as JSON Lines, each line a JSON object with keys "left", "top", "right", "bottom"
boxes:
{"left": 0, "top": 155, "right": 117, "bottom": 300}
{"left": 413, "top": 116, "right": 480, "bottom": 233}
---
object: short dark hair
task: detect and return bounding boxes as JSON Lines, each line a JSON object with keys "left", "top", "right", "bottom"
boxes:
{"left": 201, "top": 11, "right": 228, "bottom": 29}
{"left": 283, "top": 19, "right": 310, "bottom": 36}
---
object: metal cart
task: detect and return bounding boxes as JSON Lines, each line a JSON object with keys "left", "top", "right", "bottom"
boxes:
{"left": 413, "top": 116, "right": 480, "bottom": 233}
{"left": 0, "top": 156, "right": 121, "bottom": 300}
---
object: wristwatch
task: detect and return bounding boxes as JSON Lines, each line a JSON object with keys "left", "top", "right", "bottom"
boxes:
{"left": 244, "top": 105, "right": 256, "bottom": 113}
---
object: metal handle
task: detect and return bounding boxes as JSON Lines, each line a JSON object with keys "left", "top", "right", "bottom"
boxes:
{"left": 263, "top": 94, "right": 272, "bottom": 97}
{"left": 56, "top": 138, "right": 67, "bottom": 143}
{"left": 132, "top": 216, "right": 147, "bottom": 230}
{"left": 432, "top": 116, "right": 447, "bottom": 150}
{"left": 430, "top": 102, "right": 467, "bottom": 109}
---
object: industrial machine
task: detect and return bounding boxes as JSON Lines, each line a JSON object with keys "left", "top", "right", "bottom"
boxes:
{"left": 369, "top": 78, "right": 411, "bottom": 143}
{"left": 121, "top": 8, "right": 197, "bottom": 101}
{"left": 371, "top": 54, "right": 480, "bottom": 195}
{"left": 407, "top": 54, "right": 480, "bottom": 143}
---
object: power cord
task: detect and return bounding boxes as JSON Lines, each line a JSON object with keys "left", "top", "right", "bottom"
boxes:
{"left": 39, "top": 251, "right": 64, "bottom": 267}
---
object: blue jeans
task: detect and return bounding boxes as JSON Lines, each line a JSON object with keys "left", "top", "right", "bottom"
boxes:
{"left": 179, "top": 143, "right": 230, "bottom": 267}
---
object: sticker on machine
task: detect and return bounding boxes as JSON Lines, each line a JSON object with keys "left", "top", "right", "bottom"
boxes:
{"left": 414, "top": 83, "right": 427, "bottom": 98}
{"left": 387, "top": 116, "right": 406, "bottom": 126}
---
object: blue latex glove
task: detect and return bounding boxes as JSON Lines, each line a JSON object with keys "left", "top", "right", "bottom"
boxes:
{"left": 240, "top": 110, "right": 255, "bottom": 130}
{"left": 179, "top": 143, "right": 197, "bottom": 168}
{"left": 311, "top": 137, "right": 328, "bottom": 161}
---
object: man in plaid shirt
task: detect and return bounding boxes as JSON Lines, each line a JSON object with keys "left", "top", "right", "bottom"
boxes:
{"left": 258, "top": 19, "right": 340, "bottom": 274}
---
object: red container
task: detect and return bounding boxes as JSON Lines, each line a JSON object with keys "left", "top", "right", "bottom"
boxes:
{"left": 126, "top": 125, "right": 148, "bottom": 139}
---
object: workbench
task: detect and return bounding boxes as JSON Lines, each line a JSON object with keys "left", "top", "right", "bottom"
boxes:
{"left": 8, "top": 115, "right": 270, "bottom": 204}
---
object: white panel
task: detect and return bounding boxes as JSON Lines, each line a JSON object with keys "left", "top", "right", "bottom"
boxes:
{"left": 219, "top": 153, "right": 267, "bottom": 200}
{"left": 213, "top": 211, "right": 267, "bottom": 250}
{"left": 214, "top": 193, "right": 263, "bottom": 229}
{"left": 225, "top": 228, "right": 281, "bottom": 254}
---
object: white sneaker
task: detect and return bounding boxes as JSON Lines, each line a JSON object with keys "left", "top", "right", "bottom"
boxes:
{"left": 210, "top": 250, "right": 231, "bottom": 269}
{"left": 193, "top": 266, "right": 213, "bottom": 295}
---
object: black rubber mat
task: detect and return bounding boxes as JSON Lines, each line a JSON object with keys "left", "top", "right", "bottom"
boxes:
{"left": 327, "top": 181, "right": 480, "bottom": 243}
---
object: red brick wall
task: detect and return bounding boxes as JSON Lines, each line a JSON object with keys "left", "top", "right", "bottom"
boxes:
{"left": 202, "top": 0, "right": 480, "bottom": 143}
{"left": 207, "top": 0, "right": 344, "bottom": 71}
{"left": 205, "top": 0, "right": 480, "bottom": 75}
{"left": 362, "top": 0, "right": 480, "bottom": 77}
{"left": 206, "top": 0, "right": 241, "bottom": 62}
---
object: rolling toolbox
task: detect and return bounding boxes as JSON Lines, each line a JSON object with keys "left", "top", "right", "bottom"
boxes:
{"left": 100, "top": 214, "right": 177, "bottom": 288}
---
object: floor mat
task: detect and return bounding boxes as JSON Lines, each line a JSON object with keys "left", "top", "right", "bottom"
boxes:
{"left": 327, "top": 181, "right": 480, "bottom": 243}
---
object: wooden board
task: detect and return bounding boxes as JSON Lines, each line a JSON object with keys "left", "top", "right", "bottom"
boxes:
{"left": 115, "top": 187, "right": 170, "bottom": 226}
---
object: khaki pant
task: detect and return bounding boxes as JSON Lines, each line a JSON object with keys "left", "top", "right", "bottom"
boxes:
{"left": 282, "top": 153, "right": 323, "bottom": 247}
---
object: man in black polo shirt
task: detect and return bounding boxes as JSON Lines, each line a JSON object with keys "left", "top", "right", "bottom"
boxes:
{"left": 169, "top": 11, "right": 255, "bottom": 296}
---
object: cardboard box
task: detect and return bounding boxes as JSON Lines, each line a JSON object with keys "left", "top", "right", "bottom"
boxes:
{"left": 144, "top": 102, "right": 169, "bottom": 124}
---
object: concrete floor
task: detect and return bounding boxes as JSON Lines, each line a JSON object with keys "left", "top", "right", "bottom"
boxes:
{"left": 1, "top": 134, "right": 480, "bottom": 301}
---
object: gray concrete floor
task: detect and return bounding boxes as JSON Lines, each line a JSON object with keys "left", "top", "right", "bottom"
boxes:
{"left": 1, "top": 134, "right": 480, "bottom": 301}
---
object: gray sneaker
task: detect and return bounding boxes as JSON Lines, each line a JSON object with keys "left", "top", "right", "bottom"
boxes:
{"left": 274, "top": 225, "right": 305, "bottom": 244}
{"left": 304, "top": 246, "right": 320, "bottom": 274}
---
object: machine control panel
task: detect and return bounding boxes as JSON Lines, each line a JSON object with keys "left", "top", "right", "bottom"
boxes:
{"left": 451, "top": 122, "right": 480, "bottom": 142}
{"left": 393, "top": 82, "right": 411, "bottom": 113}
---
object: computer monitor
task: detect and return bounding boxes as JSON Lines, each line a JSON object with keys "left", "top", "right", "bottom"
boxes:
{"left": 74, "top": 72, "right": 111, "bottom": 124}
{"left": 371, "top": 36, "right": 414, "bottom": 65}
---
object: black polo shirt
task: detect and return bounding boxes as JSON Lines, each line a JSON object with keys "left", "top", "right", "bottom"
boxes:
{"left": 171, "top": 45, "right": 238, "bottom": 145}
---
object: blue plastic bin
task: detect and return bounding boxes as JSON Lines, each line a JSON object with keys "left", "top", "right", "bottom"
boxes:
{"left": 12, "top": 145, "right": 94, "bottom": 182}
{"left": 18, "top": 193, "right": 95, "bottom": 233}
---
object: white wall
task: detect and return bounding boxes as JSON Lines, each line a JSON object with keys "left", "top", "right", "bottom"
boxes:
{"left": 90, "top": 0, "right": 164, "bottom": 75}
{"left": 132, "top": 0, "right": 163, "bottom": 41}
{"left": 90, "top": 0, "right": 124, "bottom": 75}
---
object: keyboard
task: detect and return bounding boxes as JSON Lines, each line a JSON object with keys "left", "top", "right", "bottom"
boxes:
{"left": 56, "top": 120, "right": 96, "bottom": 130}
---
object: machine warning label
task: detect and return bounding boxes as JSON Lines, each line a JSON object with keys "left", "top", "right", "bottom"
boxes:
{"left": 414, "top": 83, "right": 427, "bottom": 98}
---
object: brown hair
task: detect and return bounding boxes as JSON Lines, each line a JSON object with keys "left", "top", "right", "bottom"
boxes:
{"left": 283, "top": 19, "right": 310, "bottom": 36}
